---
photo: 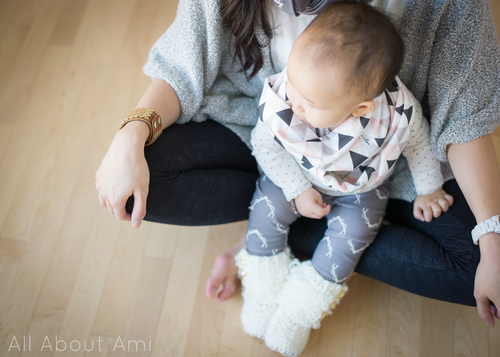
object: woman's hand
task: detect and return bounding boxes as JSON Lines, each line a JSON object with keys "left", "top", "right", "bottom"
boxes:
{"left": 475, "top": 233, "right": 500, "bottom": 327}
{"left": 95, "top": 79, "right": 181, "bottom": 228}
{"left": 447, "top": 135, "right": 500, "bottom": 327}
{"left": 294, "top": 187, "right": 331, "bottom": 219}
{"left": 413, "top": 189, "right": 454, "bottom": 222}
{"left": 95, "top": 121, "right": 150, "bottom": 228}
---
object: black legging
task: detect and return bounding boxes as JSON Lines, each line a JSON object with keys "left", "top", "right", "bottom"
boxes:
{"left": 127, "top": 120, "right": 260, "bottom": 225}
{"left": 126, "top": 120, "right": 479, "bottom": 306}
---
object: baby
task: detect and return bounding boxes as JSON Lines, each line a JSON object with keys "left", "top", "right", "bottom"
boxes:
{"left": 236, "top": 2, "right": 453, "bottom": 356}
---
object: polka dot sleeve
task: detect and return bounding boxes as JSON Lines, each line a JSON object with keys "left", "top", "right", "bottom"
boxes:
{"left": 251, "top": 119, "right": 313, "bottom": 201}
{"left": 401, "top": 100, "right": 444, "bottom": 195}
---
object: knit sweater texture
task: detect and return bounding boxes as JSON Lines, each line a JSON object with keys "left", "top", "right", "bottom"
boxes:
{"left": 143, "top": 0, "right": 500, "bottom": 201}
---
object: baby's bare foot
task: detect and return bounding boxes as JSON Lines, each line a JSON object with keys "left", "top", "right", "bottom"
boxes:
{"left": 205, "top": 238, "right": 245, "bottom": 301}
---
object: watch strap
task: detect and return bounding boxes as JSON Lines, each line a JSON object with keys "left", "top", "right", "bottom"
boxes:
{"left": 471, "top": 214, "right": 500, "bottom": 245}
{"left": 119, "top": 108, "right": 162, "bottom": 146}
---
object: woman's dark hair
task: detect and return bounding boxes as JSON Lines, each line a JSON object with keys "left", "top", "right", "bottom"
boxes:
{"left": 220, "top": 0, "right": 273, "bottom": 79}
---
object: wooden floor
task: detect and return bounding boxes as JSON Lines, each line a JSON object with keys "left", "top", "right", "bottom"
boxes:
{"left": 1, "top": 0, "right": 500, "bottom": 356}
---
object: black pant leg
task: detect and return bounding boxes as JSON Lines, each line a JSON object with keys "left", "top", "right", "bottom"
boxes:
{"left": 126, "top": 120, "right": 259, "bottom": 226}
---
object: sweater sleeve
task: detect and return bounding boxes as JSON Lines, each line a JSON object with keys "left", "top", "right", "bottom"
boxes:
{"left": 251, "top": 120, "right": 312, "bottom": 201}
{"left": 142, "top": 0, "right": 224, "bottom": 124}
{"left": 426, "top": 0, "right": 500, "bottom": 161}
{"left": 401, "top": 100, "right": 444, "bottom": 195}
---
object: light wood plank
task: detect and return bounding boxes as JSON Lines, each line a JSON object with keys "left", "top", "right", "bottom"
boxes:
{"left": 0, "top": 60, "right": 111, "bottom": 354}
{"left": 116, "top": 257, "right": 172, "bottom": 357}
{"left": 84, "top": 335, "right": 119, "bottom": 357}
{"left": 53, "top": 209, "right": 122, "bottom": 357}
{"left": 0, "top": 0, "right": 41, "bottom": 95}
{"left": 352, "top": 276, "right": 389, "bottom": 357}
{"left": 0, "top": 0, "right": 65, "bottom": 123}
{"left": 92, "top": 223, "right": 151, "bottom": 337}
{"left": 218, "top": 291, "right": 253, "bottom": 357}
{"left": 0, "top": 0, "right": 20, "bottom": 39}
{"left": 151, "top": 226, "right": 210, "bottom": 357}
{"left": 0, "top": 45, "right": 72, "bottom": 235}
{"left": 184, "top": 223, "right": 244, "bottom": 356}
{"left": 489, "top": 321, "right": 500, "bottom": 357}
{"left": 454, "top": 305, "right": 489, "bottom": 357}
{"left": 386, "top": 287, "right": 421, "bottom": 357}
{"left": 149, "top": 0, "right": 180, "bottom": 50}
{"left": 19, "top": 145, "right": 105, "bottom": 357}
{"left": 89, "top": 0, "right": 164, "bottom": 147}
{"left": 0, "top": 0, "right": 151, "bottom": 350}
{"left": 491, "top": 0, "right": 500, "bottom": 34}
{"left": 0, "top": 0, "right": 118, "bottom": 236}
{"left": 215, "top": 221, "right": 254, "bottom": 357}
{"left": 419, "top": 298, "right": 454, "bottom": 357}
{"left": 0, "top": 62, "right": 112, "bottom": 240}
{"left": 0, "top": 239, "right": 26, "bottom": 314}
{"left": 48, "top": 0, "right": 91, "bottom": 46}
{"left": 1, "top": 91, "right": 122, "bottom": 357}
{"left": 315, "top": 274, "right": 358, "bottom": 357}
{"left": 145, "top": 223, "right": 181, "bottom": 260}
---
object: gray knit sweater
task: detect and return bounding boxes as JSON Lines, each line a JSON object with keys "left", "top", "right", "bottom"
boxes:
{"left": 143, "top": 0, "right": 500, "bottom": 201}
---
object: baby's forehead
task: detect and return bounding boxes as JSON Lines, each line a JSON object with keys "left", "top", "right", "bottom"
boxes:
{"left": 288, "top": 47, "right": 348, "bottom": 83}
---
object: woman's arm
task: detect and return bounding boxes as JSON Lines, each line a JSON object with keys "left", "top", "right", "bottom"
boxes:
{"left": 136, "top": 78, "right": 181, "bottom": 130}
{"left": 95, "top": 79, "right": 181, "bottom": 228}
{"left": 447, "top": 135, "right": 500, "bottom": 327}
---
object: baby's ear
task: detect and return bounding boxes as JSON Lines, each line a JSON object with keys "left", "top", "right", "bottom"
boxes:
{"left": 352, "top": 100, "right": 375, "bottom": 118}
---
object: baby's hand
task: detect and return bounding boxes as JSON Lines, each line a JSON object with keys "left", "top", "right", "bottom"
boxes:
{"left": 294, "top": 188, "right": 331, "bottom": 219}
{"left": 413, "top": 189, "right": 454, "bottom": 222}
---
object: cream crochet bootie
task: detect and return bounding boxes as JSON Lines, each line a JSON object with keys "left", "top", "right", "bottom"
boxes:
{"left": 264, "top": 260, "right": 348, "bottom": 357}
{"left": 235, "top": 247, "right": 293, "bottom": 339}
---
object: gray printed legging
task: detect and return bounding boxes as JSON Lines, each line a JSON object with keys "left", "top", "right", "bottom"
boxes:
{"left": 246, "top": 175, "right": 390, "bottom": 283}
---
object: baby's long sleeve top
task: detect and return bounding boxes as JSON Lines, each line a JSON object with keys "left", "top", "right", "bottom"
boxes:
{"left": 251, "top": 72, "right": 444, "bottom": 202}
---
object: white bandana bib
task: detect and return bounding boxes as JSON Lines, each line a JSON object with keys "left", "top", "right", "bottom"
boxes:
{"left": 259, "top": 71, "right": 415, "bottom": 194}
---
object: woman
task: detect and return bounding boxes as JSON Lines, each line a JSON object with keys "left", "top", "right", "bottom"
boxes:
{"left": 96, "top": 0, "right": 500, "bottom": 327}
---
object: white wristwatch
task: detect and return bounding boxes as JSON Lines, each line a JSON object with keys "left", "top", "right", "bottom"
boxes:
{"left": 471, "top": 214, "right": 500, "bottom": 245}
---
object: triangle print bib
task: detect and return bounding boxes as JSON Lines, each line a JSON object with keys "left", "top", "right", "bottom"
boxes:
{"left": 259, "top": 71, "right": 416, "bottom": 194}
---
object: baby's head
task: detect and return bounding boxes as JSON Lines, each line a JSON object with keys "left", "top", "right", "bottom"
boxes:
{"left": 286, "top": 1, "right": 404, "bottom": 129}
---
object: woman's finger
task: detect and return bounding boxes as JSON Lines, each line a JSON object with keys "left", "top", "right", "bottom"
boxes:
{"left": 132, "top": 189, "right": 148, "bottom": 228}
{"left": 476, "top": 295, "right": 495, "bottom": 327}
{"left": 110, "top": 195, "right": 131, "bottom": 221}
{"left": 98, "top": 193, "right": 106, "bottom": 207}
{"left": 105, "top": 199, "right": 115, "bottom": 217}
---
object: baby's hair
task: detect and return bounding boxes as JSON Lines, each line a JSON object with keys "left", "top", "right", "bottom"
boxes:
{"left": 296, "top": 1, "right": 404, "bottom": 99}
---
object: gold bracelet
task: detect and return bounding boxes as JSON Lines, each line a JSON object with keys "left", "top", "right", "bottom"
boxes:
{"left": 119, "top": 107, "right": 163, "bottom": 146}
